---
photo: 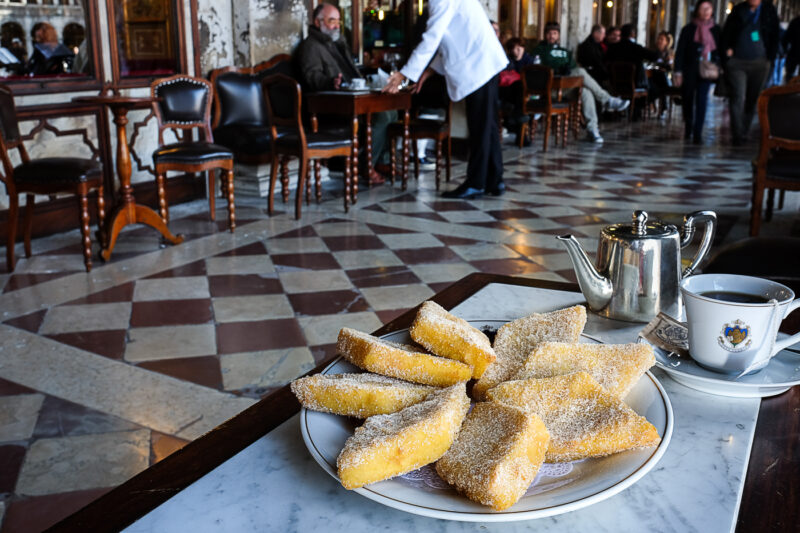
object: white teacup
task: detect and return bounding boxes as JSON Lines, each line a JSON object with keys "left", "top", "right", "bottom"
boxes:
{"left": 680, "top": 274, "right": 800, "bottom": 374}
{"left": 351, "top": 78, "right": 366, "bottom": 90}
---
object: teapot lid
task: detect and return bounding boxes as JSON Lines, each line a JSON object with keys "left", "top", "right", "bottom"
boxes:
{"left": 603, "top": 211, "right": 677, "bottom": 240}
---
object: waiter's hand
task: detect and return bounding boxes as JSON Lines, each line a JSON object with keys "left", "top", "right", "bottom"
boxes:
{"left": 383, "top": 71, "right": 406, "bottom": 93}
{"left": 413, "top": 68, "right": 433, "bottom": 94}
{"left": 673, "top": 72, "right": 683, "bottom": 88}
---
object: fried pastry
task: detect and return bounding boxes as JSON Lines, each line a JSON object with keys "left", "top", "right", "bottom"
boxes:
{"left": 436, "top": 402, "right": 550, "bottom": 511}
{"left": 409, "top": 301, "right": 496, "bottom": 379}
{"left": 473, "top": 305, "right": 587, "bottom": 400}
{"left": 291, "top": 373, "right": 437, "bottom": 418}
{"left": 337, "top": 383, "right": 470, "bottom": 489}
{"left": 337, "top": 327, "right": 472, "bottom": 387}
{"left": 487, "top": 372, "right": 660, "bottom": 462}
{"left": 513, "top": 342, "right": 655, "bottom": 399}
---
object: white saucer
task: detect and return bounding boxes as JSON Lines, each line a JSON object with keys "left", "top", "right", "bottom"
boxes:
{"left": 647, "top": 334, "right": 800, "bottom": 398}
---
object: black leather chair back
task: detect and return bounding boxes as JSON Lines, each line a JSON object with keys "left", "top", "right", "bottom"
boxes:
{"left": 215, "top": 73, "right": 266, "bottom": 128}
{"left": 521, "top": 65, "right": 553, "bottom": 106}
{"left": 0, "top": 84, "right": 21, "bottom": 146}
{"left": 767, "top": 92, "right": 800, "bottom": 141}
{"left": 609, "top": 62, "right": 636, "bottom": 97}
{"left": 262, "top": 74, "right": 301, "bottom": 127}
{"left": 153, "top": 76, "right": 211, "bottom": 127}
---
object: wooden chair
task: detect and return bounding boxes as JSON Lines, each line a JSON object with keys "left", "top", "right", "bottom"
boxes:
{"left": 609, "top": 62, "right": 648, "bottom": 121}
{"left": 261, "top": 74, "right": 353, "bottom": 219}
{"left": 209, "top": 55, "right": 292, "bottom": 205}
{"left": 750, "top": 83, "right": 800, "bottom": 236}
{"left": 387, "top": 101, "right": 452, "bottom": 190}
{"left": 0, "top": 84, "right": 105, "bottom": 272}
{"left": 789, "top": 75, "right": 800, "bottom": 85}
{"left": 151, "top": 75, "right": 236, "bottom": 232}
{"left": 519, "top": 65, "right": 570, "bottom": 152}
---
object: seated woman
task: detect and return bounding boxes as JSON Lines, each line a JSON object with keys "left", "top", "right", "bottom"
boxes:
{"left": 649, "top": 31, "right": 674, "bottom": 116}
{"left": 499, "top": 38, "right": 534, "bottom": 146}
{"left": 26, "top": 22, "right": 75, "bottom": 75}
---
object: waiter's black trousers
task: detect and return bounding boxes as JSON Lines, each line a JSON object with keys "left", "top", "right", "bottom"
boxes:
{"left": 464, "top": 75, "right": 503, "bottom": 190}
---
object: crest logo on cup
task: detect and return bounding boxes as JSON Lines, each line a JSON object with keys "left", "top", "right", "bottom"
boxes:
{"left": 718, "top": 319, "right": 751, "bottom": 352}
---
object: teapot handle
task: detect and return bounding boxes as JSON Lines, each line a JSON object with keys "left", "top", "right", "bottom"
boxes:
{"left": 680, "top": 210, "right": 717, "bottom": 277}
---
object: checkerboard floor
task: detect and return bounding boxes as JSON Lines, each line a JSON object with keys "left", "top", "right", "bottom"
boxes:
{"left": 1, "top": 100, "right": 799, "bottom": 531}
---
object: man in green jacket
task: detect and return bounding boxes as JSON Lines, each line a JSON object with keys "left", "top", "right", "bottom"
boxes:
{"left": 531, "top": 22, "right": 629, "bottom": 143}
{"left": 296, "top": 3, "right": 396, "bottom": 184}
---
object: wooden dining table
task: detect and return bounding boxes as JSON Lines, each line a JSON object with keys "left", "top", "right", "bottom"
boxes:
{"left": 306, "top": 90, "right": 412, "bottom": 203}
{"left": 73, "top": 94, "right": 183, "bottom": 261}
{"left": 50, "top": 274, "right": 799, "bottom": 532}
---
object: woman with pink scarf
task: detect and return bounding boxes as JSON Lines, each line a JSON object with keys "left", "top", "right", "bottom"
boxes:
{"left": 674, "top": 0, "right": 721, "bottom": 144}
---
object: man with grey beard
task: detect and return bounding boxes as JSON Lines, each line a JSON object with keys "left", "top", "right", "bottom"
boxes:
{"left": 297, "top": 3, "right": 395, "bottom": 184}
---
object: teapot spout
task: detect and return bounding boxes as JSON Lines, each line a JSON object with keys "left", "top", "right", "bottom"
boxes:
{"left": 557, "top": 234, "right": 613, "bottom": 311}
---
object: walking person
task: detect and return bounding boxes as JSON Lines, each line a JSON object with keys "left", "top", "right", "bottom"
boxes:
{"left": 674, "top": 0, "right": 721, "bottom": 144}
{"left": 382, "top": 0, "right": 508, "bottom": 199}
{"left": 720, "top": 0, "right": 780, "bottom": 145}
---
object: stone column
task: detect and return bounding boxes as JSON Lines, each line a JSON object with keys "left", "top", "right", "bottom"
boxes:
{"left": 563, "top": 0, "right": 595, "bottom": 53}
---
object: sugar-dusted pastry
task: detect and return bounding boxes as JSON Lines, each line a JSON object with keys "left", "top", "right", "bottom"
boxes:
{"left": 337, "top": 383, "right": 470, "bottom": 489}
{"left": 513, "top": 342, "right": 655, "bottom": 399}
{"left": 337, "top": 327, "right": 472, "bottom": 387}
{"left": 473, "top": 305, "right": 587, "bottom": 400}
{"left": 436, "top": 402, "right": 550, "bottom": 511}
{"left": 409, "top": 301, "right": 496, "bottom": 379}
{"left": 487, "top": 372, "right": 660, "bottom": 462}
{"left": 291, "top": 373, "right": 437, "bottom": 418}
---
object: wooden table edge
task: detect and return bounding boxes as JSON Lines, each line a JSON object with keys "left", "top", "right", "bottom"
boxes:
{"left": 46, "top": 273, "right": 796, "bottom": 532}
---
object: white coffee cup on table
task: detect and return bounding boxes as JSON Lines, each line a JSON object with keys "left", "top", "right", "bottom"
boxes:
{"left": 680, "top": 274, "right": 800, "bottom": 375}
{"left": 351, "top": 78, "right": 366, "bottom": 90}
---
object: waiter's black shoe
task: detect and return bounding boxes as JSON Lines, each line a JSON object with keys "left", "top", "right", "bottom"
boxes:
{"left": 441, "top": 183, "right": 483, "bottom": 199}
{"left": 486, "top": 182, "right": 506, "bottom": 197}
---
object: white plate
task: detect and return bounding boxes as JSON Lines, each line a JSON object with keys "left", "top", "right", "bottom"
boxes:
{"left": 648, "top": 335, "right": 800, "bottom": 398}
{"left": 300, "top": 320, "right": 674, "bottom": 522}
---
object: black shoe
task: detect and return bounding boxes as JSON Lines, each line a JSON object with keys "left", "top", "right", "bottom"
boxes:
{"left": 486, "top": 182, "right": 506, "bottom": 196}
{"left": 441, "top": 183, "right": 483, "bottom": 199}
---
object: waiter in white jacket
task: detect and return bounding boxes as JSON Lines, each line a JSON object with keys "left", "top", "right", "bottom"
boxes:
{"left": 383, "top": 0, "right": 508, "bottom": 199}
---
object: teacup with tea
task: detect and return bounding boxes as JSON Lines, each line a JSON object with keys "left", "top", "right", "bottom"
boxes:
{"left": 680, "top": 274, "right": 800, "bottom": 375}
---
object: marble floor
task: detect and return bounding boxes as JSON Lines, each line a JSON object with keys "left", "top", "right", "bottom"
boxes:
{"left": 1, "top": 99, "right": 798, "bottom": 532}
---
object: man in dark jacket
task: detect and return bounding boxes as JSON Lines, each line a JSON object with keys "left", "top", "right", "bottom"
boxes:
{"left": 296, "top": 3, "right": 396, "bottom": 184}
{"left": 605, "top": 24, "right": 659, "bottom": 89}
{"left": 783, "top": 15, "right": 800, "bottom": 81}
{"left": 720, "top": 0, "right": 780, "bottom": 145}
{"left": 577, "top": 24, "right": 609, "bottom": 85}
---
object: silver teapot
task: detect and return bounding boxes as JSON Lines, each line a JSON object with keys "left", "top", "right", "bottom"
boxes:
{"left": 557, "top": 210, "right": 717, "bottom": 322}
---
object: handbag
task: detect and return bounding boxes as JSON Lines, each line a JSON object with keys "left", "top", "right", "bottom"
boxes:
{"left": 699, "top": 59, "right": 720, "bottom": 81}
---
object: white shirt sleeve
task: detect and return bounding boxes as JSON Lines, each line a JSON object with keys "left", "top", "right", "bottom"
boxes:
{"left": 400, "top": 0, "right": 455, "bottom": 82}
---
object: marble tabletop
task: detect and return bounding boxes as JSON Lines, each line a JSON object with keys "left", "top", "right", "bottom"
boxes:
{"left": 125, "top": 284, "right": 759, "bottom": 533}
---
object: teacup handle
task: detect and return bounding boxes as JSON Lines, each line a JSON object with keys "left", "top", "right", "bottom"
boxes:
{"left": 772, "top": 299, "right": 800, "bottom": 356}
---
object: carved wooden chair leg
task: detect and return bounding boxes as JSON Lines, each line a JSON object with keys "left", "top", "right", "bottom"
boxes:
{"left": 268, "top": 154, "right": 279, "bottom": 216}
{"left": 225, "top": 168, "right": 235, "bottom": 232}
{"left": 343, "top": 154, "right": 351, "bottom": 213}
{"left": 77, "top": 185, "right": 93, "bottom": 272}
{"left": 435, "top": 139, "right": 443, "bottom": 191}
{"left": 314, "top": 160, "right": 322, "bottom": 204}
{"left": 519, "top": 122, "right": 527, "bottom": 149}
{"left": 304, "top": 161, "right": 312, "bottom": 205}
{"left": 207, "top": 169, "right": 216, "bottom": 221}
{"left": 543, "top": 114, "right": 551, "bottom": 152}
{"left": 280, "top": 156, "right": 290, "bottom": 204}
{"left": 390, "top": 137, "right": 397, "bottom": 185}
{"left": 412, "top": 140, "right": 419, "bottom": 180}
{"left": 446, "top": 137, "right": 452, "bottom": 183}
{"left": 23, "top": 193, "right": 34, "bottom": 258}
{"left": 155, "top": 170, "right": 169, "bottom": 223}
{"left": 6, "top": 193, "right": 18, "bottom": 272}
{"left": 295, "top": 156, "right": 308, "bottom": 220}
{"left": 96, "top": 185, "right": 106, "bottom": 246}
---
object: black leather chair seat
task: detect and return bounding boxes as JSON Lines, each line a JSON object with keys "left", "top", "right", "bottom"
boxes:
{"left": 214, "top": 124, "right": 273, "bottom": 155}
{"left": 525, "top": 101, "right": 570, "bottom": 111}
{"left": 153, "top": 142, "right": 233, "bottom": 164}
{"left": 752, "top": 152, "right": 800, "bottom": 179}
{"left": 14, "top": 157, "right": 101, "bottom": 185}
{"left": 276, "top": 131, "right": 351, "bottom": 150}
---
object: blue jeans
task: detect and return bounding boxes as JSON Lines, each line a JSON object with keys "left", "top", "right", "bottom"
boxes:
{"left": 682, "top": 79, "right": 712, "bottom": 139}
